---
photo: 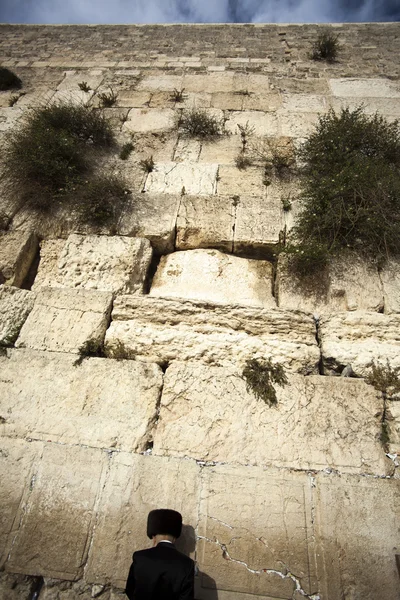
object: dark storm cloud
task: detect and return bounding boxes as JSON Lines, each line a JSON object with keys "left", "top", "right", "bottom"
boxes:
{"left": 0, "top": 0, "right": 399, "bottom": 24}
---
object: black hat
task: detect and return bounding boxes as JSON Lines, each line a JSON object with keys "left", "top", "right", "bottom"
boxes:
{"left": 147, "top": 509, "right": 183, "bottom": 539}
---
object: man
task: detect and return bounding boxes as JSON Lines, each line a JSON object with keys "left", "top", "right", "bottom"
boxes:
{"left": 125, "top": 508, "right": 195, "bottom": 600}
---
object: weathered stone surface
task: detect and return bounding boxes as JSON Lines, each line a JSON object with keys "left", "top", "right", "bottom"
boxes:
{"left": 51, "top": 88, "right": 94, "bottom": 106}
{"left": 182, "top": 72, "right": 236, "bottom": 93}
{"left": 216, "top": 166, "right": 265, "bottom": 198}
{"left": 319, "top": 311, "right": 400, "bottom": 376}
{"left": 233, "top": 193, "right": 284, "bottom": 252}
{"left": 86, "top": 453, "right": 200, "bottom": 588}
{"left": 153, "top": 363, "right": 388, "bottom": 475}
{"left": 123, "top": 108, "right": 176, "bottom": 133}
{"left": 199, "top": 136, "right": 240, "bottom": 165}
{"left": 388, "top": 398, "right": 400, "bottom": 455}
{"left": 0, "top": 107, "right": 24, "bottom": 132}
{"left": 149, "top": 249, "right": 275, "bottom": 308}
{"left": 174, "top": 138, "right": 201, "bottom": 162}
{"left": 15, "top": 88, "right": 55, "bottom": 108}
{"left": 381, "top": 258, "right": 400, "bottom": 314}
{"left": 57, "top": 69, "right": 104, "bottom": 93}
{"left": 31, "top": 239, "right": 66, "bottom": 291}
{"left": 137, "top": 74, "right": 184, "bottom": 91}
{"left": 281, "top": 93, "right": 328, "bottom": 113}
{"left": 0, "top": 348, "right": 162, "bottom": 451}
{"left": 118, "top": 193, "right": 180, "bottom": 254}
{"left": 277, "top": 110, "right": 320, "bottom": 138}
{"left": 329, "top": 77, "right": 400, "bottom": 98}
{"left": 16, "top": 288, "right": 112, "bottom": 354}
{"left": 5, "top": 443, "right": 107, "bottom": 580}
{"left": 144, "top": 162, "right": 218, "bottom": 195}
{"left": 225, "top": 111, "right": 279, "bottom": 137}
{"left": 330, "top": 96, "right": 400, "bottom": 118}
{"left": 242, "top": 93, "right": 282, "bottom": 112}
{"left": 0, "top": 230, "right": 38, "bottom": 287}
{"left": 276, "top": 253, "right": 384, "bottom": 314}
{"left": 0, "top": 438, "right": 41, "bottom": 566}
{"left": 0, "top": 286, "right": 35, "bottom": 346}
{"left": 315, "top": 474, "right": 400, "bottom": 600}
{"left": 196, "top": 466, "right": 317, "bottom": 598}
{"left": 35, "top": 234, "right": 152, "bottom": 294}
{"left": 105, "top": 295, "right": 320, "bottom": 373}
{"left": 116, "top": 90, "right": 151, "bottom": 107}
{"left": 36, "top": 579, "right": 94, "bottom": 600}
{"left": 176, "top": 196, "right": 235, "bottom": 251}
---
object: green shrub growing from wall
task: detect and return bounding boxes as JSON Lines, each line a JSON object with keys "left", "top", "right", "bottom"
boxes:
{"left": 311, "top": 31, "right": 340, "bottom": 62}
{"left": 0, "top": 67, "right": 22, "bottom": 91}
{"left": 286, "top": 107, "right": 400, "bottom": 274}
{"left": 3, "top": 103, "right": 127, "bottom": 226}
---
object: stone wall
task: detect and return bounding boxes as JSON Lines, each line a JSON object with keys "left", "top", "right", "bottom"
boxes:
{"left": 0, "top": 23, "right": 400, "bottom": 600}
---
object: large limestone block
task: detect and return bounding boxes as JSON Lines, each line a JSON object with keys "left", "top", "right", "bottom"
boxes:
{"left": 144, "top": 162, "right": 219, "bottom": 195}
{"left": 85, "top": 453, "right": 200, "bottom": 587}
{"left": 225, "top": 111, "right": 279, "bottom": 137}
{"left": 196, "top": 466, "right": 318, "bottom": 599}
{"left": 105, "top": 296, "right": 320, "bottom": 373}
{"left": 199, "top": 136, "right": 240, "bottom": 165}
{"left": 380, "top": 258, "right": 400, "bottom": 314}
{"left": 153, "top": 363, "right": 388, "bottom": 475}
{"left": 315, "top": 474, "right": 400, "bottom": 600}
{"left": 16, "top": 288, "right": 112, "bottom": 354}
{"left": 123, "top": 108, "right": 176, "bottom": 133}
{"left": 281, "top": 93, "right": 328, "bottom": 113}
{"left": 216, "top": 166, "right": 266, "bottom": 198}
{"left": 277, "top": 110, "right": 320, "bottom": 138}
{"left": 242, "top": 93, "right": 282, "bottom": 112}
{"left": 329, "top": 78, "right": 400, "bottom": 98}
{"left": 182, "top": 73, "right": 236, "bottom": 93}
{"left": 0, "top": 286, "right": 35, "bottom": 346}
{"left": 118, "top": 193, "right": 180, "bottom": 254}
{"left": 0, "top": 349, "right": 162, "bottom": 451}
{"left": 35, "top": 234, "right": 152, "bottom": 294}
{"left": 137, "top": 74, "right": 184, "bottom": 91}
{"left": 0, "top": 230, "right": 38, "bottom": 287}
{"left": 174, "top": 138, "right": 201, "bottom": 161}
{"left": 234, "top": 194, "right": 284, "bottom": 252}
{"left": 0, "top": 438, "right": 42, "bottom": 566}
{"left": 5, "top": 443, "right": 107, "bottom": 580}
{"left": 57, "top": 69, "right": 104, "bottom": 92}
{"left": 276, "top": 253, "right": 384, "bottom": 314}
{"left": 319, "top": 311, "right": 400, "bottom": 376}
{"left": 176, "top": 196, "right": 235, "bottom": 251}
{"left": 31, "top": 239, "right": 66, "bottom": 290}
{"left": 149, "top": 249, "right": 275, "bottom": 309}
{"left": 330, "top": 96, "right": 400, "bottom": 118}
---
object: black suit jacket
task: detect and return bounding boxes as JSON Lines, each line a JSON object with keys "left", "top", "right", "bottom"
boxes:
{"left": 125, "top": 542, "right": 195, "bottom": 600}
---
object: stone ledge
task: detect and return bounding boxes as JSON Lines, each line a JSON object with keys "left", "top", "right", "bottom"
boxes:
{"left": 105, "top": 295, "right": 320, "bottom": 373}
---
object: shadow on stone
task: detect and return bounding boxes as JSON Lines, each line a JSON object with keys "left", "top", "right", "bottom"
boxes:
{"left": 175, "top": 525, "right": 218, "bottom": 599}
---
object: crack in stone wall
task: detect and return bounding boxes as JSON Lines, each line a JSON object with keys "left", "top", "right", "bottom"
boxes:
{"left": 197, "top": 534, "right": 321, "bottom": 600}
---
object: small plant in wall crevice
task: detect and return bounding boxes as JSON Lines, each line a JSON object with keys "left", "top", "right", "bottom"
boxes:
{"left": 242, "top": 358, "right": 288, "bottom": 407}
{"left": 366, "top": 360, "right": 400, "bottom": 450}
{"left": 139, "top": 155, "right": 155, "bottom": 173}
{"left": 178, "top": 108, "right": 224, "bottom": 139}
{"left": 0, "top": 67, "right": 22, "bottom": 91}
{"left": 311, "top": 30, "right": 340, "bottom": 62}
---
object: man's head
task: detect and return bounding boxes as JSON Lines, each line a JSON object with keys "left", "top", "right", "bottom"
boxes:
{"left": 147, "top": 509, "right": 182, "bottom": 542}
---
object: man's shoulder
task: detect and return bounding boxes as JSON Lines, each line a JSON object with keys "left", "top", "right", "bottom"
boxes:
{"left": 133, "top": 545, "right": 194, "bottom": 566}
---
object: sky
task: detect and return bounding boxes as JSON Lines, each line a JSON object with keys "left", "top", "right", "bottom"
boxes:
{"left": 0, "top": 0, "right": 399, "bottom": 24}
